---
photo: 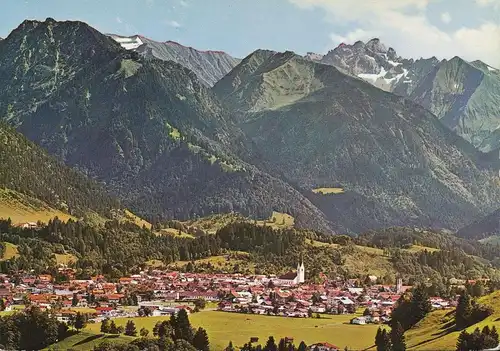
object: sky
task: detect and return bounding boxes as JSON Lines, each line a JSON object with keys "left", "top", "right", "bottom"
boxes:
{"left": 1, "top": 0, "right": 500, "bottom": 66}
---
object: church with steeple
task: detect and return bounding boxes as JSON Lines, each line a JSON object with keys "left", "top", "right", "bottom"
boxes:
{"left": 296, "top": 261, "right": 305, "bottom": 284}
{"left": 273, "top": 260, "right": 305, "bottom": 286}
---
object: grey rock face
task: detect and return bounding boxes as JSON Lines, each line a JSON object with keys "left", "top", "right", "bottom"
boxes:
{"left": 109, "top": 34, "right": 241, "bottom": 87}
{"left": 317, "top": 38, "right": 500, "bottom": 153}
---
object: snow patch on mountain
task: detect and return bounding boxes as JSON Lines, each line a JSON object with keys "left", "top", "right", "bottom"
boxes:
{"left": 388, "top": 60, "right": 402, "bottom": 67}
{"left": 358, "top": 67, "right": 387, "bottom": 83}
{"left": 111, "top": 35, "right": 143, "bottom": 50}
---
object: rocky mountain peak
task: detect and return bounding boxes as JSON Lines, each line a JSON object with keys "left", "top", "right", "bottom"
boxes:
{"left": 387, "top": 47, "right": 398, "bottom": 60}
{"left": 109, "top": 34, "right": 240, "bottom": 87}
{"left": 305, "top": 52, "right": 324, "bottom": 61}
{"left": 366, "top": 38, "right": 387, "bottom": 53}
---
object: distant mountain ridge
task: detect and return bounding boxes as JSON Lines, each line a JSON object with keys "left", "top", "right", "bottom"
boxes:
{"left": 216, "top": 49, "right": 500, "bottom": 232}
{"left": 109, "top": 34, "right": 241, "bottom": 87}
{"left": 2, "top": 18, "right": 500, "bottom": 235}
{"left": 310, "top": 39, "right": 500, "bottom": 152}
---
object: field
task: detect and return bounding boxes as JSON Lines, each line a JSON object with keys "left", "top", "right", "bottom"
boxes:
{"left": 406, "top": 290, "right": 500, "bottom": 350}
{"left": 0, "top": 188, "right": 75, "bottom": 224}
{"left": 312, "top": 187, "right": 345, "bottom": 195}
{"left": 257, "top": 211, "right": 295, "bottom": 229}
{"left": 85, "top": 311, "right": 379, "bottom": 350}
{"left": 1, "top": 242, "right": 19, "bottom": 260}
{"left": 157, "top": 227, "right": 195, "bottom": 239}
{"left": 310, "top": 240, "right": 442, "bottom": 278}
{"left": 80, "top": 292, "right": 500, "bottom": 350}
{"left": 54, "top": 253, "right": 77, "bottom": 265}
{"left": 405, "top": 245, "right": 440, "bottom": 253}
{"left": 183, "top": 213, "right": 247, "bottom": 234}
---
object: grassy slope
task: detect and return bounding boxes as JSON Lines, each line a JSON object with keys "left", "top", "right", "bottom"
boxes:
{"left": 406, "top": 291, "right": 500, "bottom": 350}
{"left": 183, "top": 211, "right": 295, "bottom": 235}
{"left": 1, "top": 242, "right": 75, "bottom": 265}
{"left": 122, "top": 210, "right": 152, "bottom": 230}
{"left": 158, "top": 228, "right": 195, "bottom": 239}
{"left": 85, "top": 311, "right": 379, "bottom": 350}
{"left": 46, "top": 331, "right": 134, "bottom": 351}
{"left": 165, "top": 251, "right": 255, "bottom": 272}
{"left": 54, "top": 253, "right": 77, "bottom": 265}
{"left": 1, "top": 242, "right": 19, "bottom": 260}
{"left": 0, "top": 188, "right": 75, "bottom": 224}
{"left": 479, "top": 235, "right": 500, "bottom": 246}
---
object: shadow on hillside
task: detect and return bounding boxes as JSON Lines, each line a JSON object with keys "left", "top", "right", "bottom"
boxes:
{"left": 73, "top": 333, "right": 104, "bottom": 346}
{"left": 411, "top": 313, "right": 458, "bottom": 348}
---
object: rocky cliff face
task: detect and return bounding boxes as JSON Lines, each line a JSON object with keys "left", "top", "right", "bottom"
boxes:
{"left": 313, "top": 39, "right": 500, "bottom": 153}
{"left": 109, "top": 34, "right": 241, "bottom": 87}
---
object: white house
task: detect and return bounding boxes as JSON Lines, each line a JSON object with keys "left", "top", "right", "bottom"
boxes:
{"left": 309, "top": 342, "right": 340, "bottom": 351}
{"left": 351, "top": 316, "right": 367, "bottom": 325}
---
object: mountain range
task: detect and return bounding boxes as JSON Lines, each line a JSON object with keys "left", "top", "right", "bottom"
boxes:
{"left": 1, "top": 18, "right": 500, "bottom": 235}
{"left": 0, "top": 18, "right": 332, "bottom": 232}
{"left": 109, "top": 34, "right": 241, "bottom": 87}
{"left": 308, "top": 39, "right": 500, "bottom": 153}
{"left": 214, "top": 50, "right": 500, "bottom": 232}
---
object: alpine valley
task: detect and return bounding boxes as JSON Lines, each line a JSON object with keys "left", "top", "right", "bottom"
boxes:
{"left": 3, "top": 15, "right": 500, "bottom": 351}
{"left": 1, "top": 18, "right": 500, "bottom": 235}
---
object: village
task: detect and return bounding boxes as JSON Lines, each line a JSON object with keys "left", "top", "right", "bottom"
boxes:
{"left": 0, "top": 261, "right": 457, "bottom": 327}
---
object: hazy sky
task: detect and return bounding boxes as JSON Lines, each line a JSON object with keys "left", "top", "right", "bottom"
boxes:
{"left": 2, "top": 0, "right": 500, "bottom": 66}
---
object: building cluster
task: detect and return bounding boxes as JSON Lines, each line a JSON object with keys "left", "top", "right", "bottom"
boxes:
{"left": 0, "top": 264, "right": 456, "bottom": 326}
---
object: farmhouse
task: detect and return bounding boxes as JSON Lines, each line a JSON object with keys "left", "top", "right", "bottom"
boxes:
{"left": 309, "top": 342, "right": 340, "bottom": 351}
{"left": 351, "top": 316, "right": 367, "bottom": 325}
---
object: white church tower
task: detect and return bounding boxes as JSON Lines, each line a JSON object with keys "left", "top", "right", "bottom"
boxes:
{"left": 296, "top": 261, "right": 305, "bottom": 284}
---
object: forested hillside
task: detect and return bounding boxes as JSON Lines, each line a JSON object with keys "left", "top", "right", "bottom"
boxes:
{"left": 0, "top": 122, "right": 119, "bottom": 218}
{"left": 1, "top": 218, "right": 499, "bottom": 284}
{"left": 0, "top": 18, "right": 333, "bottom": 233}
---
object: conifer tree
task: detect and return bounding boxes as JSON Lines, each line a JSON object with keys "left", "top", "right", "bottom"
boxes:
{"left": 109, "top": 320, "right": 119, "bottom": 334}
{"left": 100, "top": 318, "right": 110, "bottom": 334}
{"left": 391, "top": 321, "right": 406, "bottom": 351}
{"left": 175, "top": 309, "right": 193, "bottom": 342}
{"left": 491, "top": 326, "right": 499, "bottom": 345}
{"left": 264, "top": 336, "right": 278, "bottom": 351}
{"left": 456, "top": 291, "right": 473, "bottom": 328}
{"left": 74, "top": 312, "right": 86, "bottom": 332}
{"left": 125, "top": 320, "right": 137, "bottom": 336}
{"left": 278, "top": 338, "right": 287, "bottom": 351}
{"left": 193, "top": 327, "right": 210, "bottom": 351}
{"left": 456, "top": 330, "right": 469, "bottom": 351}
{"left": 140, "top": 327, "right": 149, "bottom": 337}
